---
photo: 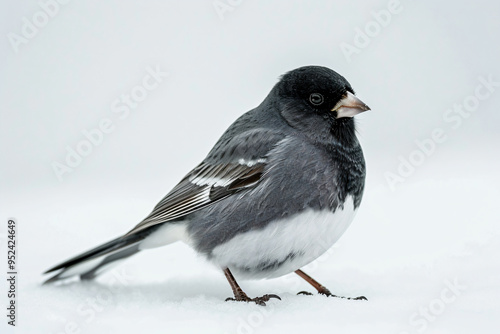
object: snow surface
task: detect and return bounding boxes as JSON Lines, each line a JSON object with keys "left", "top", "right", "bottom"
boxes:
{"left": 1, "top": 0, "right": 500, "bottom": 333}
{"left": 4, "top": 163, "right": 500, "bottom": 334}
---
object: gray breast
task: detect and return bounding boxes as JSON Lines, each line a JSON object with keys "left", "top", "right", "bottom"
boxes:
{"left": 187, "top": 136, "right": 365, "bottom": 257}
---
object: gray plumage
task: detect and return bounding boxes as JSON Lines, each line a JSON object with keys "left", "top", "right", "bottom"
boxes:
{"left": 44, "top": 65, "right": 369, "bottom": 286}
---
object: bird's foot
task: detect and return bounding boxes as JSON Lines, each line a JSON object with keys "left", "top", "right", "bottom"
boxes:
{"left": 297, "top": 287, "right": 367, "bottom": 300}
{"left": 319, "top": 287, "right": 367, "bottom": 300}
{"left": 225, "top": 292, "right": 281, "bottom": 306}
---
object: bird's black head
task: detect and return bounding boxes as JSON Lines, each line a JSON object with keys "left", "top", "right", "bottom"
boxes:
{"left": 273, "top": 66, "right": 370, "bottom": 146}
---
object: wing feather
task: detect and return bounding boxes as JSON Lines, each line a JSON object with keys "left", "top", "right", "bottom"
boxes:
{"left": 124, "top": 161, "right": 266, "bottom": 236}
{"left": 124, "top": 129, "right": 285, "bottom": 236}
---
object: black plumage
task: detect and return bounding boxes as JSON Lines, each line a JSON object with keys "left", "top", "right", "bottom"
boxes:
{"left": 44, "top": 66, "right": 370, "bottom": 304}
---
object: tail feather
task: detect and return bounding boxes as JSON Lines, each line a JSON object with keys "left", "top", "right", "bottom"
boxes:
{"left": 43, "top": 232, "right": 147, "bottom": 284}
{"left": 80, "top": 243, "right": 141, "bottom": 280}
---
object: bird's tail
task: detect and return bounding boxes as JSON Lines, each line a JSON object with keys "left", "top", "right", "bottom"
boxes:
{"left": 43, "top": 231, "right": 149, "bottom": 284}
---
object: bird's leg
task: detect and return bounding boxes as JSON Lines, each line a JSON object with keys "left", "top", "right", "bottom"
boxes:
{"left": 223, "top": 268, "right": 250, "bottom": 301}
{"left": 223, "top": 268, "right": 281, "bottom": 306}
{"left": 295, "top": 269, "right": 367, "bottom": 300}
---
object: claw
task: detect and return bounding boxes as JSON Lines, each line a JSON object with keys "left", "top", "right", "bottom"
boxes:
{"left": 263, "top": 294, "right": 281, "bottom": 300}
{"left": 328, "top": 294, "right": 368, "bottom": 301}
{"left": 225, "top": 294, "right": 281, "bottom": 306}
{"left": 351, "top": 296, "right": 367, "bottom": 301}
{"left": 297, "top": 291, "right": 313, "bottom": 296}
{"left": 315, "top": 286, "right": 367, "bottom": 300}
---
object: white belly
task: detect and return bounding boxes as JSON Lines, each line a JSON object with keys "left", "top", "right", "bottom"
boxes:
{"left": 210, "top": 196, "right": 357, "bottom": 279}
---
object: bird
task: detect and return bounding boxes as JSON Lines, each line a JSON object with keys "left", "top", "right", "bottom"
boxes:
{"left": 44, "top": 65, "right": 370, "bottom": 305}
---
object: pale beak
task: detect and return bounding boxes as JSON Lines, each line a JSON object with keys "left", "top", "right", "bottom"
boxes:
{"left": 331, "top": 92, "right": 370, "bottom": 118}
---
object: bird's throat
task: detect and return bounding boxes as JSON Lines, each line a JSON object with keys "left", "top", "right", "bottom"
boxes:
{"left": 329, "top": 117, "right": 357, "bottom": 147}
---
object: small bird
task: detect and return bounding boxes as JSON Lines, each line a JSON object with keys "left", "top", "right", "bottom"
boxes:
{"left": 44, "top": 66, "right": 370, "bottom": 305}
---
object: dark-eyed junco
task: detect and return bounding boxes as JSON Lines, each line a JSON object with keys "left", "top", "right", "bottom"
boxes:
{"left": 44, "top": 66, "right": 370, "bottom": 305}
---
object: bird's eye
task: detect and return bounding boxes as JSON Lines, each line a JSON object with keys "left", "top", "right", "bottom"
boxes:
{"left": 309, "top": 93, "right": 324, "bottom": 106}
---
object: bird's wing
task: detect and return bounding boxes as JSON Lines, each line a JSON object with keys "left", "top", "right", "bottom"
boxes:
{"left": 124, "top": 129, "right": 285, "bottom": 236}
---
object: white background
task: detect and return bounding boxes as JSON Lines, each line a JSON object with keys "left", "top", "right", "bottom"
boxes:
{"left": 1, "top": 0, "right": 499, "bottom": 333}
